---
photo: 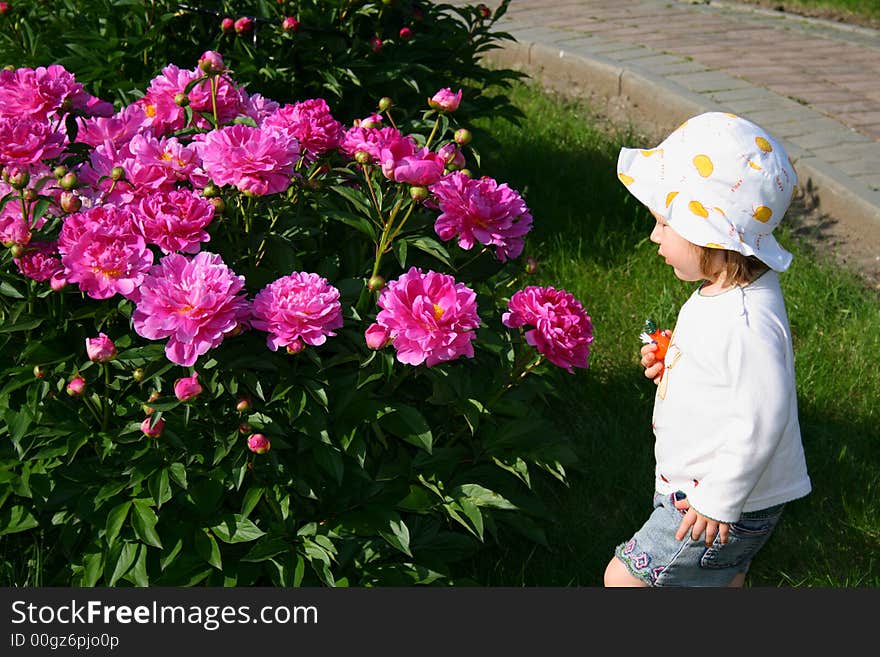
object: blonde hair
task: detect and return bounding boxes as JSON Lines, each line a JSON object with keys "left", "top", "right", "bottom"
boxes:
{"left": 696, "top": 246, "right": 768, "bottom": 286}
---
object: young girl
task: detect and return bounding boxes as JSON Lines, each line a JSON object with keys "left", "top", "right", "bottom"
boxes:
{"left": 605, "top": 112, "right": 812, "bottom": 587}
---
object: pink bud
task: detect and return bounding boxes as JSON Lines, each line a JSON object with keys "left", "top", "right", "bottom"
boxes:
{"left": 85, "top": 332, "right": 117, "bottom": 363}
{"left": 221, "top": 17, "right": 234, "bottom": 33}
{"left": 60, "top": 191, "right": 81, "bottom": 213}
{"left": 141, "top": 416, "right": 165, "bottom": 438}
{"left": 525, "top": 256, "right": 539, "bottom": 275}
{"left": 247, "top": 433, "right": 271, "bottom": 454}
{"left": 50, "top": 272, "right": 67, "bottom": 292}
{"left": 198, "top": 50, "right": 226, "bottom": 75}
{"left": 454, "top": 128, "right": 472, "bottom": 145}
{"left": 286, "top": 340, "right": 305, "bottom": 355}
{"left": 66, "top": 375, "right": 86, "bottom": 397}
{"left": 282, "top": 16, "right": 300, "bottom": 32}
{"left": 365, "top": 324, "right": 390, "bottom": 350}
{"left": 236, "top": 395, "right": 251, "bottom": 413}
{"left": 0, "top": 3, "right": 9, "bottom": 15}
{"left": 370, "top": 37, "right": 384, "bottom": 53}
{"left": 428, "top": 87, "right": 462, "bottom": 112}
{"left": 438, "top": 143, "right": 465, "bottom": 170}
{"left": 477, "top": 4, "right": 491, "bottom": 19}
{"left": 174, "top": 372, "right": 203, "bottom": 401}
{"left": 399, "top": 27, "right": 413, "bottom": 41}
{"left": 234, "top": 16, "right": 253, "bottom": 34}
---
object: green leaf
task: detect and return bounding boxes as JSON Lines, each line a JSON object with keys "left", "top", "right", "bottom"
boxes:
{"left": 241, "top": 537, "right": 290, "bottom": 563}
{"left": 379, "top": 404, "right": 433, "bottom": 453}
{"left": 128, "top": 543, "right": 149, "bottom": 587}
{"left": 0, "top": 505, "right": 39, "bottom": 536}
{"left": 404, "top": 235, "right": 453, "bottom": 268}
{"left": 168, "top": 462, "right": 188, "bottom": 490}
{"left": 454, "top": 484, "right": 519, "bottom": 510}
{"left": 324, "top": 209, "right": 377, "bottom": 239}
{"left": 131, "top": 499, "right": 162, "bottom": 549}
{"left": 378, "top": 518, "right": 412, "bottom": 557}
{"left": 81, "top": 551, "right": 103, "bottom": 587}
{"left": 149, "top": 468, "right": 172, "bottom": 508}
{"left": 0, "top": 318, "right": 43, "bottom": 333}
{"left": 210, "top": 514, "right": 266, "bottom": 544}
{"left": 240, "top": 486, "right": 264, "bottom": 519}
{"left": 194, "top": 530, "right": 223, "bottom": 570}
{"left": 108, "top": 542, "right": 138, "bottom": 586}
{"left": 104, "top": 500, "right": 131, "bottom": 547}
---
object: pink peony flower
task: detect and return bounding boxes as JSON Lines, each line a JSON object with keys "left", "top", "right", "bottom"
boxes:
{"left": 369, "top": 267, "right": 480, "bottom": 367}
{"left": 137, "top": 64, "right": 198, "bottom": 135}
{"left": 387, "top": 146, "right": 446, "bottom": 186}
{"left": 86, "top": 332, "right": 117, "bottom": 363}
{"left": 251, "top": 272, "right": 343, "bottom": 353}
{"left": 59, "top": 204, "right": 153, "bottom": 301}
{"left": 282, "top": 16, "right": 300, "bottom": 32}
{"left": 198, "top": 124, "right": 300, "bottom": 196}
{"left": 76, "top": 104, "right": 146, "bottom": 149}
{"left": 428, "top": 87, "right": 462, "bottom": 112}
{"left": 340, "top": 124, "right": 407, "bottom": 164}
{"left": 241, "top": 92, "right": 280, "bottom": 124}
{"left": 430, "top": 171, "right": 533, "bottom": 262}
{"left": 141, "top": 416, "right": 165, "bottom": 437}
{"left": 135, "top": 189, "right": 215, "bottom": 254}
{"left": 502, "top": 286, "right": 594, "bottom": 373}
{"left": 14, "top": 241, "right": 63, "bottom": 282}
{"left": 66, "top": 375, "right": 86, "bottom": 397}
{"left": 262, "top": 98, "right": 342, "bottom": 161}
{"left": 174, "top": 372, "right": 203, "bottom": 401}
{"left": 0, "top": 65, "right": 112, "bottom": 122}
{"left": 247, "top": 433, "right": 271, "bottom": 454}
{"left": 132, "top": 251, "right": 251, "bottom": 367}
{"left": 0, "top": 116, "right": 66, "bottom": 166}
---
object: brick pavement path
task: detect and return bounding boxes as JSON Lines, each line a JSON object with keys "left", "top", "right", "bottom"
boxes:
{"left": 463, "top": 0, "right": 880, "bottom": 284}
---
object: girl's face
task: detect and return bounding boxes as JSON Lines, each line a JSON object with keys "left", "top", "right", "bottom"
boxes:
{"left": 649, "top": 211, "right": 706, "bottom": 282}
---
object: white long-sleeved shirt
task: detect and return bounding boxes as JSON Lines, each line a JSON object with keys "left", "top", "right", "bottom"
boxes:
{"left": 652, "top": 270, "right": 811, "bottom": 522}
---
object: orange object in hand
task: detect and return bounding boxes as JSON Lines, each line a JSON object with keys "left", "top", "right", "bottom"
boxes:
{"left": 640, "top": 318, "right": 670, "bottom": 361}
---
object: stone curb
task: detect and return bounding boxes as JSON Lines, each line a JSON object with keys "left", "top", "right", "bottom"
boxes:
{"left": 483, "top": 34, "right": 880, "bottom": 247}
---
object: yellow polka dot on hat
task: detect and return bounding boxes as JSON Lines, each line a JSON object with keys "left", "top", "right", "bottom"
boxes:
{"left": 616, "top": 112, "right": 798, "bottom": 272}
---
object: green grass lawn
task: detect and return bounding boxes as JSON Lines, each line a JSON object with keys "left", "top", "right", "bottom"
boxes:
{"left": 465, "top": 80, "right": 880, "bottom": 587}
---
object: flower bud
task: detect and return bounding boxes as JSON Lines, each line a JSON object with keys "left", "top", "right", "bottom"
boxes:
{"left": 428, "top": 87, "right": 462, "bottom": 112}
{"left": 202, "top": 183, "right": 220, "bottom": 198}
{"left": 286, "top": 340, "right": 305, "bottom": 355}
{"left": 9, "top": 243, "right": 23, "bottom": 258}
{"left": 477, "top": 3, "right": 491, "bottom": 19}
{"left": 110, "top": 166, "right": 125, "bottom": 181}
{"left": 60, "top": 191, "right": 81, "bottom": 213}
{"left": 367, "top": 275, "right": 386, "bottom": 292}
{"left": 22, "top": 188, "right": 37, "bottom": 202}
{"left": 53, "top": 165, "right": 68, "bottom": 180}
{"left": 86, "top": 332, "right": 117, "bottom": 363}
{"left": 50, "top": 272, "right": 67, "bottom": 291}
{"left": 148, "top": 390, "right": 161, "bottom": 403}
{"left": 399, "top": 27, "right": 413, "bottom": 41}
{"left": 239, "top": 422, "right": 253, "bottom": 435}
{"left": 141, "top": 416, "right": 165, "bottom": 438}
{"left": 234, "top": 16, "right": 253, "bottom": 34}
{"left": 378, "top": 96, "right": 393, "bottom": 112}
{"left": 369, "top": 37, "right": 384, "bottom": 54}
{"left": 247, "top": 433, "right": 271, "bottom": 454}
{"left": 221, "top": 17, "right": 234, "bottom": 33}
{"left": 236, "top": 395, "right": 252, "bottom": 413}
{"left": 282, "top": 16, "right": 300, "bottom": 32}
{"left": 3, "top": 167, "right": 29, "bottom": 189}
{"left": 459, "top": 168, "right": 473, "bottom": 178}
{"left": 60, "top": 171, "right": 78, "bottom": 190}
{"left": 132, "top": 368, "right": 144, "bottom": 382}
{"left": 409, "top": 185, "right": 428, "bottom": 202}
{"left": 142, "top": 404, "right": 155, "bottom": 416}
{"left": 525, "top": 256, "right": 539, "bottom": 275}
{"left": 209, "top": 197, "right": 226, "bottom": 215}
{"left": 365, "top": 323, "right": 391, "bottom": 350}
{"left": 354, "top": 150, "right": 372, "bottom": 165}
{"left": 33, "top": 365, "right": 45, "bottom": 379}
{"left": 66, "top": 375, "right": 86, "bottom": 397}
{"left": 198, "top": 50, "right": 225, "bottom": 75}
{"left": 174, "top": 372, "right": 202, "bottom": 402}
{"left": 454, "top": 128, "right": 472, "bottom": 145}
{"left": 174, "top": 92, "right": 189, "bottom": 107}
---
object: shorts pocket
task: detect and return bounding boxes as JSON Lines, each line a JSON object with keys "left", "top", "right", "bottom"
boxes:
{"left": 699, "top": 514, "right": 779, "bottom": 570}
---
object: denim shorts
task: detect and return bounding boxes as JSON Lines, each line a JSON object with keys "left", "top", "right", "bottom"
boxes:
{"left": 614, "top": 491, "right": 785, "bottom": 587}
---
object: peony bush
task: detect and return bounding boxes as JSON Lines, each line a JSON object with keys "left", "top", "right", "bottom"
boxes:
{"left": 0, "top": 43, "right": 594, "bottom": 586}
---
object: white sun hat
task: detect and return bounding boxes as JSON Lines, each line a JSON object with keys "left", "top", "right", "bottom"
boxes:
{"left": 617, "top": 112, "right": 798, "bottom": 272}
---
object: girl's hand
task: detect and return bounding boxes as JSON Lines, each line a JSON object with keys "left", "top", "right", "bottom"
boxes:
{"left": 640, "top": 343, "right": 664, "bottom": 384}
{"left": 672, "top": 496, "right": 730, "bottom": 547}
